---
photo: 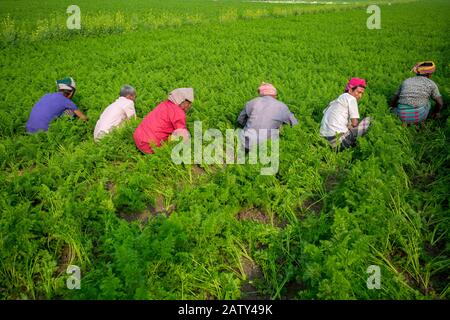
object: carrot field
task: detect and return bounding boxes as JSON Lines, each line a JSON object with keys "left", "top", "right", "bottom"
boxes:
{"left": 0, "top": 0, "right": 449, "bottom": 300}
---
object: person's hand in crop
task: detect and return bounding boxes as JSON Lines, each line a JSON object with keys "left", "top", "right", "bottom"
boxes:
{"left": 389, "top": 94, "right": 399, "bottom": 109}
{"left": 74, "top": 109, "right": 88, "bottom": 122}
{"left": 348, "top": 118, "right": 359, "bottom": 129}
{"left": 170, "top": 128, "right": 190, "bottom": 142}
{"left": 432, "top": 111, "right": 442, "bottom": 119}
{"left": 431, "top": 96, "right": 444, "bottom": 119}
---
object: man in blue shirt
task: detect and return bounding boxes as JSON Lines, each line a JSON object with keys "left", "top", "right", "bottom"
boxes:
{"left": 26, "top": 77, "right": 88, "bottom": 133}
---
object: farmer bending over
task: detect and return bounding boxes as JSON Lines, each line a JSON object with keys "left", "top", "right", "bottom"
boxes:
{"left": 94, "top": 85, "right": 137, "bottom": 141}
{"left": 237, "top": 82, "right": 298, "bottom": 151}
{"left": 320, "top": 78, "right": 370, "bottom": 151}
{"left": 390, "top": 61, "right": 443, "bottom": 124}
{"left": 26, "top": 77, "right": 88, "bottom": 133}
{"left": 133, "top": 88, "right": 193, "bottom": 154}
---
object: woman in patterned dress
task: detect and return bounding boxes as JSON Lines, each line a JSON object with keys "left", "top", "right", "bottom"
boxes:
{"left": 390, "top": 61, "right": 444, "bottom": 124}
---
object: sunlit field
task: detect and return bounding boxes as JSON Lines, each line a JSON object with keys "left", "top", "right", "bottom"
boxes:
{"left": 0, "top": 0, "right": 449, "bottom": 300}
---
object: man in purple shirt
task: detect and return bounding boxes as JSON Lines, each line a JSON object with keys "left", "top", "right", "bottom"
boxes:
{"left": 237, "top": 82, "right": 298, "bottom": 150}
{"left": 26, "top": 77, "right": 88, "bottom": 133}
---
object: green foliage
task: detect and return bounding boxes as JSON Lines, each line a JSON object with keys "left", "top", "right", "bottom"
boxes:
{"left": 0, "top": 0, "right": 449, "bottom": 300}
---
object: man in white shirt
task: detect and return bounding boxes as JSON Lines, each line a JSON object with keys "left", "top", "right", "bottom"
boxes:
{"left": 320, "top": 78, "right": 371, "bottom": 150}
{"left": 94, "top": 85, "right": 137, "bottom": 141}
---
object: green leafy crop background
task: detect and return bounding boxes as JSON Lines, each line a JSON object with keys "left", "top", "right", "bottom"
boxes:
{"left": 0, "top": 0, "right": 448, "bottom": 299}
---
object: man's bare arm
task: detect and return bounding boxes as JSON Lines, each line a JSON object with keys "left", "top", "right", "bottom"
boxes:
{"left": 74, "top": 109, "right": 88, "bottom": 122}
{"left": 348, "top": 118, "right": 359, "bottom": 129}
{"left": 389, "top": 94, "right": 399, "bottom": 109}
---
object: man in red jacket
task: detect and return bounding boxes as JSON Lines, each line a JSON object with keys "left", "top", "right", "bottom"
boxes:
{"left": 133, "top": 88, "right": 194, "bottom": 154}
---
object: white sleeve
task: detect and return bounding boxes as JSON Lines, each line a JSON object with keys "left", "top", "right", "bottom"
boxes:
{"left": 348, "top": 96, "right": 360, "bottom": 119}
{"left": 123, "top": 102, "right": 136, "bottom": 119}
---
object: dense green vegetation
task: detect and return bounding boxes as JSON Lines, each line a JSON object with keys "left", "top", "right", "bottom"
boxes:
{"left": 0, "top": 0, "right": 449, "bottom": 299}
{"left": 0, "top": 0, "right": 415, "bottom": 46}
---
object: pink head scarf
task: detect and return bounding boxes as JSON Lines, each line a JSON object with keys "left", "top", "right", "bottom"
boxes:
{"left": 258, "top": 82, "right": 277, "bottom": 96}
{"left": 344, "top": 78, "right": 366, "bottom": 93}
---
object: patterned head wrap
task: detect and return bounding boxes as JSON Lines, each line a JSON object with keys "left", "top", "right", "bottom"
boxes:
{"left": 411, "top": 61, "right": 436, "bottom": 75}
{"left": 56, "top": 77, "right": 76, "bottom": 92}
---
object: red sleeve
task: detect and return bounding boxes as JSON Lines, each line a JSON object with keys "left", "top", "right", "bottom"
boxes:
{"left": 171, "top": 107, "right": 186, "bottom": 131}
